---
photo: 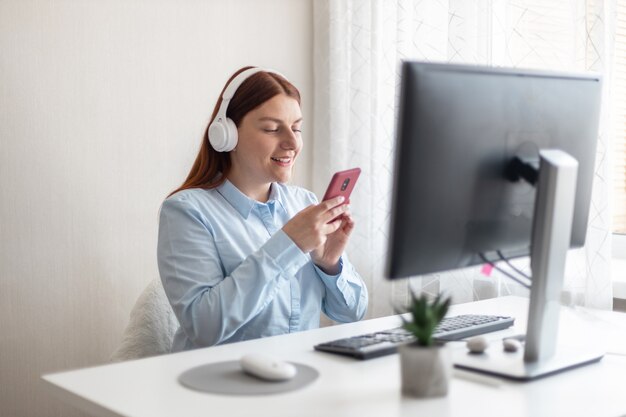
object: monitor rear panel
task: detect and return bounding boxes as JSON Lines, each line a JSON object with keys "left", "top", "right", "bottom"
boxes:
{"left": 386, "top": 62, "right": 602, "bottom": 279}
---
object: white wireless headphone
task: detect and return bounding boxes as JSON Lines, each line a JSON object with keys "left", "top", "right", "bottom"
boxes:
{"left": 208, "top": 67, "right": 282, "bottom": 152}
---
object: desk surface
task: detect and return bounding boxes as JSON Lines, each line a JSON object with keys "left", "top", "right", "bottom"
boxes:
{"left": 43, "top": 296, "right": 626, "bottom": 417}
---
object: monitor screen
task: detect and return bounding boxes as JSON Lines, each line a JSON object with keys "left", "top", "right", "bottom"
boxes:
{"left": 386, "top": 62, "right": 602, "bottom": 279}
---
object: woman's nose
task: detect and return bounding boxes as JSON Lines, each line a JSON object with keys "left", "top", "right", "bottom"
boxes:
{"left": 281, "top": 130, "right": 299, "bottom": 149}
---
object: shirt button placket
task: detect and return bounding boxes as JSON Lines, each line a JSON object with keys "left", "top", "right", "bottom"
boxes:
{"left": 257, "top": 204, "right": 277, "bottom": 236}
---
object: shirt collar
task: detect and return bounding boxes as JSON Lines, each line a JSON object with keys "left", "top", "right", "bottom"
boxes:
{"left": 267, "top": 183, "right": 286, "bottom": 212}
{"left": 217, "top": 180, "right": 285, "bottom": 219}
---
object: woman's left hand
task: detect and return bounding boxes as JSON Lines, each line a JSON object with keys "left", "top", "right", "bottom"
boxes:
{"left": 310, "top": 209, "right": 355, "bottom": 275}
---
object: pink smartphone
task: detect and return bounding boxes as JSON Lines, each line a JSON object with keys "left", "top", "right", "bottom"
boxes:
{"left": 322, "top": 167, "right": 361, "bottom": 204}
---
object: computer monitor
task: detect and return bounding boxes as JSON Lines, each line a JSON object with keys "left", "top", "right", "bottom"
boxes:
{"left": 386, "top": 61, "right": 604, "bottom": 380}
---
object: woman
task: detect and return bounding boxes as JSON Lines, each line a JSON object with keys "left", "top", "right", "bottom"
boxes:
{"left": 157, "top": 66, "right": 368, "bottom": 352}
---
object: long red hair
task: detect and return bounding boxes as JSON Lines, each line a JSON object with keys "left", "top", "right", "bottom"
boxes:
{"left": 168, "top": 66, "right": 301, "bottom": 197}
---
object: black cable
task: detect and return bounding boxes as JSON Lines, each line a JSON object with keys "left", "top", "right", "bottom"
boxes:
{"left": 496, "top": 250, "right": 532, "bottom": 280}
{"left": 478, "top": 253, "right": 531, "bottom": 289}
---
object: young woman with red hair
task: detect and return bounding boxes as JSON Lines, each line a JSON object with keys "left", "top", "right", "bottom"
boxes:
{"left": 157, "top": 67, "right": 368, "bottom": 352}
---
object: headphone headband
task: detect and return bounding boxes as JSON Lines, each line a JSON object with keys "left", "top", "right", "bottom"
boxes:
{"left": 222, "top": 68, "right": 265, "bottom": 101}
{"left": 214, "top": 67, "right": 282, "bottom": 121}
{"left": 208, "top": 67, "right": 284, "bottom": 152}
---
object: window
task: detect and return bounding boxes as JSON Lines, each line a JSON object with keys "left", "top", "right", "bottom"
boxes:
{"left": 614, "top": 1, "right": 626, "bottom": 234}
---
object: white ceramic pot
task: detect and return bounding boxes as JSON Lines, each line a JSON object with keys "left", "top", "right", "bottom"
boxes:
{"left": 398, "top": 343, "right": 452, "bottom": 398}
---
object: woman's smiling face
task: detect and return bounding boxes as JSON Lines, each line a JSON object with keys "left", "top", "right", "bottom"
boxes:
{"left": 227, "top": 94, "right": 303, "bottom": 201}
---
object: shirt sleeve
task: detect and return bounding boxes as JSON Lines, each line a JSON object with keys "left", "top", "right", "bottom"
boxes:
{"left": 302, "top": 189, "right": 368, "bottom": 322}
{"left": 315, "top": 254, "right": 369, "bottom": 323}
{"left": 157, "top": 197, "right": 309, "bottom": 347}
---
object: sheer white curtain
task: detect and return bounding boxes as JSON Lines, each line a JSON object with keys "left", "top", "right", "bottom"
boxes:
{"left": 313, "top": 0, "right": 615, "bottom": 318}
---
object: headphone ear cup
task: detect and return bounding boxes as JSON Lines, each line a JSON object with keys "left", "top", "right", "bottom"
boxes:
{"left": 223, "top": 117, "right": 238, "bottom": 151}
{"left": 208, "top": 117, "right": 238, "bottom": 152}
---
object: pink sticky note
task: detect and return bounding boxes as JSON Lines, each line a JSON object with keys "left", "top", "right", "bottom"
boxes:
{"left": 481, "top": 263, "right": 493, "bottom": 276}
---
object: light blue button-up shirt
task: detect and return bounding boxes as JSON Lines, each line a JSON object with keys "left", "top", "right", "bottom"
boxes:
{"left": 157, "top": 180, "right": 368, "bottom": 352}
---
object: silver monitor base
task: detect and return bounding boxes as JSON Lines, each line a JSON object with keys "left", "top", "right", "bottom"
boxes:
{"left": 453, "top": 346, "right": 604, "bottom": 381}
{"left": 455, "top": 151, "right": 605, "bottom": 381}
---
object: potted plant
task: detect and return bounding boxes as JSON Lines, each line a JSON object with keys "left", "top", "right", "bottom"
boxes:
{"left": 397, "top": 290, "right": 453, "bottom": 398}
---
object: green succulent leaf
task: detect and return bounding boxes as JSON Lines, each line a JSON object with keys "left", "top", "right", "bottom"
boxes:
{"left": 399, "top": 289, "right": 452, "bottom": 347}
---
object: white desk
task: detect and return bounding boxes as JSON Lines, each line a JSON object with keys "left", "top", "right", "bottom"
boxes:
{"left": 43, "top": 296, "right": 626, "bottom": 417}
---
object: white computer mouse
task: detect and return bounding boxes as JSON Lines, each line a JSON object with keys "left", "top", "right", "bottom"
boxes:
{"left": 239, "top": 354, "right": 297, "bottom": 382}
{"left": 466, "top": 336, "right": 489, "bottom": 354}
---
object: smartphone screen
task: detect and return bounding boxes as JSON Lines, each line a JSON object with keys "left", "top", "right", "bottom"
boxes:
{"left": 322, "top": 167, "right": 361, "bottom": 203}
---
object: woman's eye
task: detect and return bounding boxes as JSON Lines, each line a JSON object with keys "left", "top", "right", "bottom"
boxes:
{"left": 263, "top": 128, "right": 279, "bottom": 133}
{"left": 292, "top": 128, "right": 302, "bottom": 133}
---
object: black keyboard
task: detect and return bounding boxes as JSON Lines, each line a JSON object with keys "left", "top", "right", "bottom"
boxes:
{"left": 314, "top": 314, "right": 515, "bottom": 360}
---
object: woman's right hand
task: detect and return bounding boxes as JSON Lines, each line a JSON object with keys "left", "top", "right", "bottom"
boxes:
{"left": 282, "top": 196, "right": 349, "bottom": 253}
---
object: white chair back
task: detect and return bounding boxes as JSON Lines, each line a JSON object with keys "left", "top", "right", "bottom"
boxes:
{"left": 110, "top": 279, "right": 179, "bottom": 362}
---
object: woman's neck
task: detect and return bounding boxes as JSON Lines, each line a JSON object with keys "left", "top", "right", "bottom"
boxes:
{"left": 226, "top": 173, "right": 271, "bottom": 203}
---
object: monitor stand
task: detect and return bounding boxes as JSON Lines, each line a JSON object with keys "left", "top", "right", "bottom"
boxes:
{"left": 453, "top": 149, "right": 604, "bottom": 381}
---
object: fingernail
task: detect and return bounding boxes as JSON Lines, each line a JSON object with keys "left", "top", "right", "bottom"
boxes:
{"left": 337, "top": 196, "right": 345, "bottom": 202}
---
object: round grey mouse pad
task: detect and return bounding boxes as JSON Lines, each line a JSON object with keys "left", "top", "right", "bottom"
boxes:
{"left": 178, "top": 361, "right": 319, "bottom": 395}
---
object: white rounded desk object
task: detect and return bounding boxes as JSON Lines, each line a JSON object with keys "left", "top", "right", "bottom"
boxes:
{"left": 240, "top": 354, "right": 297, "bottom": 382}
{"left": 466, "top": 336, "right": 489, "bottom": 354}
{"left": 503, "top": 338, "right": 523, "bottom": 353}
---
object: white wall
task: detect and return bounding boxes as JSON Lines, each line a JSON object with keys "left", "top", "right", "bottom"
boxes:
{"left": 0, "top": 1, "right": 313, "bottom": 416}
